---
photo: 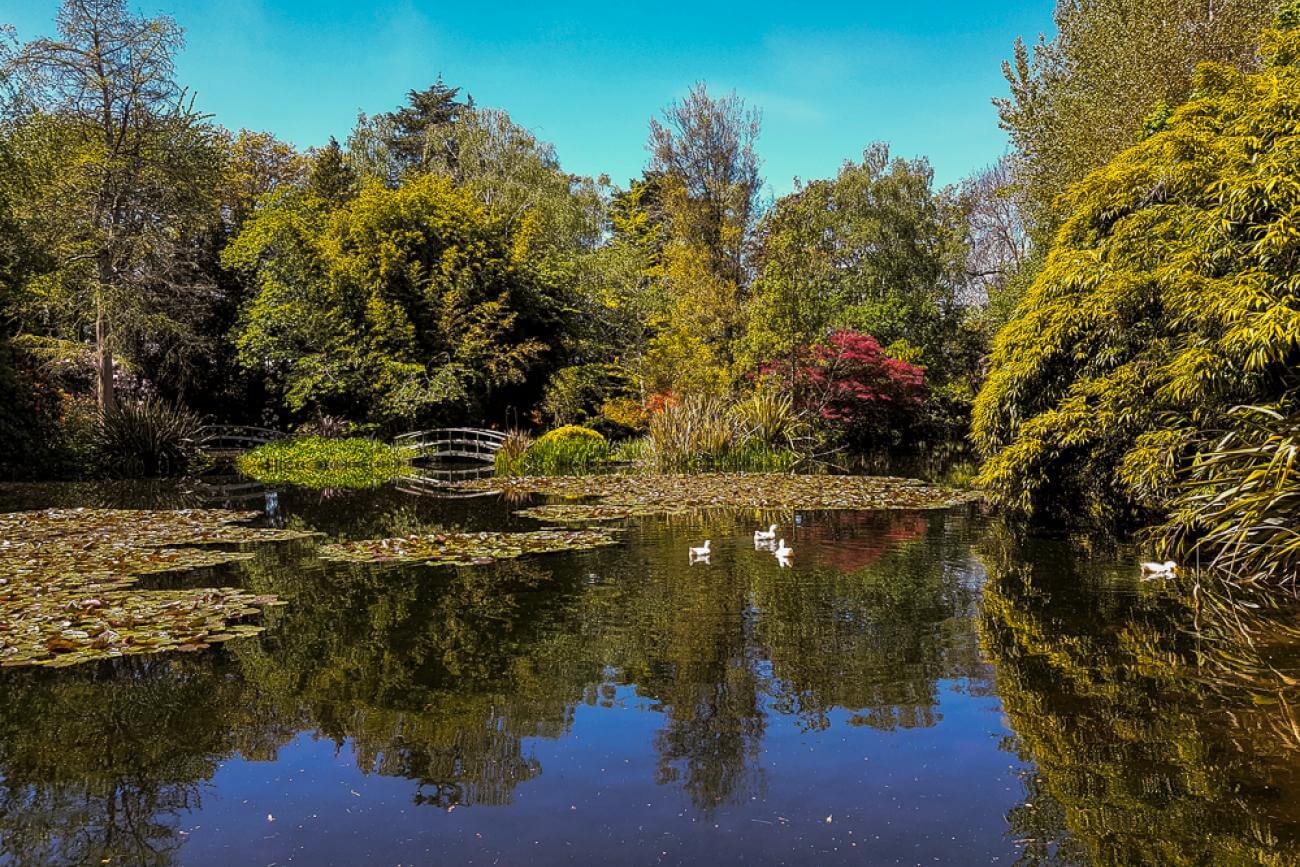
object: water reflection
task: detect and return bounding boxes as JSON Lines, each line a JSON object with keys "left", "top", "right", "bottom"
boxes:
{"left": 3, "top": 480, "right": 1300, "bottom": 864}
{"left": 976, "top": 526, "right": 1300, "bottom": 864}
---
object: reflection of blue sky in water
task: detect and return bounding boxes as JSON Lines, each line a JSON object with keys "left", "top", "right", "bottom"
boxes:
{"left": 3, "top": 479, "right": 1300, "bottom": 864}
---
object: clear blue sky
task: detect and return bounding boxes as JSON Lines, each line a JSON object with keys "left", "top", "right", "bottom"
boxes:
{"left": 8, "top": 0, "right": 1054, "bottom": 195}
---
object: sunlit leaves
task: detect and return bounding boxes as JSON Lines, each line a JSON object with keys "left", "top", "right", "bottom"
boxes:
{"left": 975, "top": 22, "right": 1300, "bottom": 524}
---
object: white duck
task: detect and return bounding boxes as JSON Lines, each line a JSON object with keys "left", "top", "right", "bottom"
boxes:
{"left": 689, "top": 540, "right": 712, "bottom": 561}
{"left": 1139, "top": 560, "right": 1178, "bottom": 578}
{"left": 774, "top": 539, "right": 793, "bottom": 558}
{"left": 775, "top": 551, "right": 793, "bottom": 568}
{"left": 754, "top": 524, "right": 778, "bottom": 542}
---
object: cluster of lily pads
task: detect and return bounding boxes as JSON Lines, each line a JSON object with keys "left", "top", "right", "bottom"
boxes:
{"left": 319, "top": 528, "right": 622, "bottom": 566}
{"left": 472, "top": 473, "right": 978, "bottom": 523}
{"left": 0, "top": 508, "right": 314, "bottom": 668}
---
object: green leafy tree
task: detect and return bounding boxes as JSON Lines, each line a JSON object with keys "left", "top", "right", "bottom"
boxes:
{"left": 347, "top": 79, "right": 467, "bottom": 184}
{"left": 997, "top": 0, "right": 1276, "bottom": 237}
{"left": 643, "top": 83, "right": 762, "bottom": 393}
{"left": 747, "top": 145, "right": 973, "bottom": 397}
{"left": 0, "top": 0, "right": 224, "bottom": 411}
{"left": 974, "top": 12, "right": 1300, "bottom": 524}
{"left": 225, "top": 173, "right": 552, "bottom": 427}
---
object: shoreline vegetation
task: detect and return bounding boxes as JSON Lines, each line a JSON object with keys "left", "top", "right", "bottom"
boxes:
{"left": 236, "top": 437, "right": 411, "bottom": 489}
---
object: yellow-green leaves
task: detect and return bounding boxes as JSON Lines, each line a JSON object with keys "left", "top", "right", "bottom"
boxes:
{"left": 975, "top": 22, "right": 1300, "bottom": 524}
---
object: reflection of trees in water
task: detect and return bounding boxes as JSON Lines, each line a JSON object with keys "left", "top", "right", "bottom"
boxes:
{"left": 756, "top": 510, "right": 989, "bottom": 733}
{"left": 0, "top": 657, "right": 269, "bottom": 867}
{"left": 0, "top": 502, "right": 997, "bottom": 858}
{"left": 976, "top": 525, "right": 1300, "bottom": 866}
{"left": 233, "top": 554, "right": 598, "bottom": 808}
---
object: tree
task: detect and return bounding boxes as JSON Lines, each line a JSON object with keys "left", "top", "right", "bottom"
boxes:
{"left": 643, "top": 83, "right": 762, "bottom": 391}
{"left": 648, "top": 82, "right": 761, "bottom": 287}
{"left": 1, "top": 0, "right": 223, "bottom": 411}
{"left": 743, "top": 185, "right": 839, "bottom": 396}
{"left": 306, "top": 136, "right": 358, "bottom": 203}
{"left": 974, "top": 11, "right": 1300, "bottom": 524}
{"left": 347, "top": 79, "right": 466, "bottom": 184}
{"left": 771, "top": 330, "right": 927, "bottom": 449}
{"left": 217, "top": 128, "right": 305, "bottom": 230}
{"left": 225, "top": 173, "right": 553, "bottom": 427}
{"left": 747, "top": 145, "right": 971, "bottom": 391}
{"left": 997, "top": 0, "right": 1276, "bottom": 237}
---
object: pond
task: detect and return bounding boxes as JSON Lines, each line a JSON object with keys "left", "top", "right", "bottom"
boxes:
{"left": 1, "top": 472, "right": 1299, "bottom": 865}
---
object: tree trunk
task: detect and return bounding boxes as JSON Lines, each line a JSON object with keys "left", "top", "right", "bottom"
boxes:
{"left": 95, "top": 293, "right": 115, "bottom": 413}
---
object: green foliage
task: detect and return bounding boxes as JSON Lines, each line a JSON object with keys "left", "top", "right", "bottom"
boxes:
{"left": 1, "top": 1, "right": 227, "bottom": 409}
{"left": 746, "top": 144, "right": 975, "bottom": 394}
{"left": 645, "top": 394, "right": 803, "bottom": 471}
{"left": 515, "top": 426, "right": 609, "bottom": 475}
{"left": 535, "top": 424, "right": 605, "bottom": 446}
{"left": 225, "top": 173, "right": 553, "bottom": 427}
{"left": 975, "top": 21, "right": 1300, "bottom": 525}
{"left": 540, "top": 364, "right": 630, "bottom": 427}
{"left": 997, "top": 0, "right": 1275, "bottom": 239}
{"left": 237, "top": 437, "right": 409, "bottom": 489}
{"left": 94, "top": 397, "right": 201, "bottom": 478}
{"left": 1158, "top": 405, "right": 1300, "bottom": 583}
{"left": 492, "top": 429, "right": 533, "bottom": 475}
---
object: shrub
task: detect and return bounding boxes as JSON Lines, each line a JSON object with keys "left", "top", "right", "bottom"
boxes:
{"left": 493, "top": 429, "right": 533, "bottom": 476}
{"left": 973, "top": 14, "right": 1300, "bottom": 524}
{"left": 731, "top": 390, "right": 804, "bottom": 450}
{"left": 598, "top": 396, "right": 649, "bottom": 433}
{"left": 237, "top": 437, "right": 410, "bottom": 489}
{"left": 536, "top": 425, "right": 606, "bottom": 446}
{"left": 493, "top": 425, "right": 609, "bottom": 476}
{"left": 95, "top": 397, "right": 202, "bottom": 478}
{"left": 646, "top": 394, "right": 804, "bottom": 471}
{"left": 1157, "top": 405, "right": 1300, "bottom": 584}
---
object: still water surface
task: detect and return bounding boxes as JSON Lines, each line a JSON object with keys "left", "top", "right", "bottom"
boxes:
{"left": 1, "top": 477, "right": 1299, "bottom": 865}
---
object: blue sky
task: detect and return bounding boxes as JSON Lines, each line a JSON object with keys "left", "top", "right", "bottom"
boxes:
{"left": 8, "top": 0, "right": 1054, "bottom": 195}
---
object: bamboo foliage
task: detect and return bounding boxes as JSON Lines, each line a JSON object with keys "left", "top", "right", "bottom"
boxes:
{"left": 1159, "top": 405, "right": 1300, "bottom": 584}
{"left": 974, "top": 13, "right": 1300, "bottom": 527}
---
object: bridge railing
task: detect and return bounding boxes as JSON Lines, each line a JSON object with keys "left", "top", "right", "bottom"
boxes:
{"left": 393, "top": 428, "right": 508, "bottom": 462}
{"left": 196, "top": 425, "right": 287, "bottom": 451}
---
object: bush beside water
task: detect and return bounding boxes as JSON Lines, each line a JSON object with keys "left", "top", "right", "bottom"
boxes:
{"left": 238, "top": 437, "right": 410, "bottom": 489}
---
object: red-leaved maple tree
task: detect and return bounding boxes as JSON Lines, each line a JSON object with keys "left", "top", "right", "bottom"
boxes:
{"left": 765, "top": 330, "right": 926, "bottom": 445}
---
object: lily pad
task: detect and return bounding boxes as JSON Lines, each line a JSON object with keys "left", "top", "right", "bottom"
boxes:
{"left": 0, "top": 508, "right": 315, "bottom": 669}
{"left": 319, "top": 529, "right": 622, "bottom": 566}
{"left": 475, "top": 473, "right": 978, "bottom": 523}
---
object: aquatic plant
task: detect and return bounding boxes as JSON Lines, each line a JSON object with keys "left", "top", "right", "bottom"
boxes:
{"left": 0, "top": 508, "right": 315, "bottom": 668}
{"left": 237, "top": 436, "right": 409, "bottom": 489}
{"left": 493, "top": 472, "right": 977, "bottom": 523}
{"left": 319, "top": 528, "right": 622, "bottom": 566}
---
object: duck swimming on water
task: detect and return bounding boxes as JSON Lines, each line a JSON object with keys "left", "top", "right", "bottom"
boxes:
{"left": 1140, "top": 560, "right": 1178, "bottom": 578}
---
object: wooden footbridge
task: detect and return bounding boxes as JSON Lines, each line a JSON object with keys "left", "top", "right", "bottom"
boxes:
{"left": 393, "top": 428, "right": 507, "bottom": 463}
